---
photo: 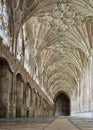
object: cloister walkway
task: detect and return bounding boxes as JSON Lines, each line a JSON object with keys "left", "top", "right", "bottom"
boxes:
{"left": 0, "top": 116, "right": 93, "bottom": 130}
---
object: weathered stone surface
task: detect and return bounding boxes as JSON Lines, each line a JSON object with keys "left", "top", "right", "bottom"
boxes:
{"left": 1, "top": 0, "right": 93, "bottom": 119}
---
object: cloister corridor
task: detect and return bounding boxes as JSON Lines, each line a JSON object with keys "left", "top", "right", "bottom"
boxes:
{"left": 1, "top": 0, "right": 93, "bottom": 129}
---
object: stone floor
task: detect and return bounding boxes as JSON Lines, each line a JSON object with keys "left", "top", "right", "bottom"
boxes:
{"left": 0, "top": 116, "right": 93, "bottom": 130}
{"left": 69, "top": 117, "right": 93, "bottom": 130}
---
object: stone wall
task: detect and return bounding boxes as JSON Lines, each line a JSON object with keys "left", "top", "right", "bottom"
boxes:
{"left": 0, "top": 39, "right": 53, "bottom": 118}
{"left": 71, "top": 51, "right": 93, "bottom": 118}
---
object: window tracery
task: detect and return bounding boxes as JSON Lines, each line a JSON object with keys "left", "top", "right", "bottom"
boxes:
{"left": 0, "top": 0, "right": 9, "bottom": 47}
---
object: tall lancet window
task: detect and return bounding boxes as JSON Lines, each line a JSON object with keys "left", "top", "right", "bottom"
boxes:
{"left": 17, "top": 29, "right": 23, "bottom": 61}
{"left": 0, "top": 0, "right": 9, "bottom": 46}
{"left": 0, "top": 1, "right": 3, "bottom": 38}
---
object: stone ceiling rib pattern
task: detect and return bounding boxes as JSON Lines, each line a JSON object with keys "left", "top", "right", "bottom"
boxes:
{"left": 10, "top": 0, "right": 93, "bottom": 100}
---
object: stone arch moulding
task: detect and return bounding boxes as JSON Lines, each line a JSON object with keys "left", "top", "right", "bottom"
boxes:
{"left": 26, "top": 82, "right": 32, "bottom": 89}
{"left": 16, "top": 72, "right": 25, "bottom": 82}
{"left": 0, "top": 57, "right": 14, "bottom": 73}
{"left": 54, "top": 90, "right": 71, "bottom": 102}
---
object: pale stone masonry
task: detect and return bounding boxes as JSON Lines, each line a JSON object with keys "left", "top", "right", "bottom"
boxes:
{"left": 0, "top": 0, "right": 93, "bottom": 119}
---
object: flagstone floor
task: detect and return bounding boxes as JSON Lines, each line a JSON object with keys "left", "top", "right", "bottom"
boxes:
{"left": 0, "top": 116, "right": 93, "bottom": 130}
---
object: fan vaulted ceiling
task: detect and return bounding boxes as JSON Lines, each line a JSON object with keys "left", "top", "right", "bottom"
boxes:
{"left": 8, "top": 0, "right": 93, "bottom": 100}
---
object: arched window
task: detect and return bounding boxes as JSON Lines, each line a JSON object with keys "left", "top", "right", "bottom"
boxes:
{"left": 17, "top": 29, "right": 23, "bottom": 61}
{"left": 0, "top": 1, "right": 3, "bottom": 38}
{"left": 0, "top": 0, "right": 9, "bottom": 46}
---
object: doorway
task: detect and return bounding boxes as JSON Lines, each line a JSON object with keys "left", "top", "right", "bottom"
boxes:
{"left": 54, "top": 92, "right": 70, "bottom": 116}
{"left": 0, "top": 58, "right": 12, "bottom": 118}
{"left": 16, "top": 73, "right": 23, "bottom": 118}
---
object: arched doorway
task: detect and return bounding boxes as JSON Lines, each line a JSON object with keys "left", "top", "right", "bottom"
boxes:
{"left": 16, "top": 73, "right": 24, "bottom": 118}
{"left": 0, "top": 58, "right": 12, "bottom": 118}
{"left": 54, "top": 92, "right": 70, "bottom": 116}
{"left": 23, "top": 83, "right": 31, "bottom": 117}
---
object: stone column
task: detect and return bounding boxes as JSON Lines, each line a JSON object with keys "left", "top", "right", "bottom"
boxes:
{"left": 29, "top": 88, "right": 33, "bottom": 117}
{"left": 27, "top": 87, "right": 31, "bottom": 117}
{"left": 8, "top": 73, "right": 16, "bottom": 118}
{"left": 20, "top": 81, "right": 24, "bottom": 117}
{"left": 32, "top": 89, "right": 36, "bottom": 117}
{"left": 89, "top": 49, "right": 93, "bottom": 111}
{"left": 49, "top": 105, "right": 53, "bottom": 116}
{"left": 80, "top": 75, "right": 83, "bottom": 112}
{"left": 38, "top": 95, "right": 41, "bottom": 116}
{"left": 41, "top": 97, "right": 45, "bottom": 116}
{"left": 6, "top": 69, "right": 12, "bottom": 118}
{"left": 39, "top": 96, "right": 43, "bottom": 116}
{"left": 77, "top": 78, "right": 80, "bottom": 113}
{"left": 34, "top": 92, "right": 39, "bottom": 117}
